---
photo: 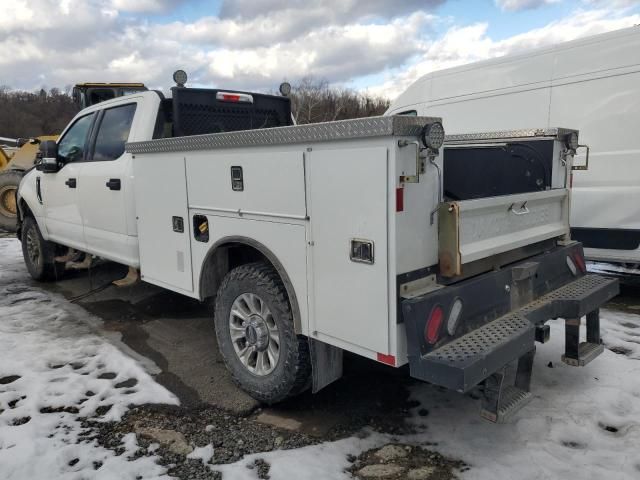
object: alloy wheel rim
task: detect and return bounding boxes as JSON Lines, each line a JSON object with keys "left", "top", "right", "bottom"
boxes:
{"left": 229, "top": 292, "right": 280, "bottom": 376}
{"left": 0, "top": 186, "right": 17, "bottom": 217}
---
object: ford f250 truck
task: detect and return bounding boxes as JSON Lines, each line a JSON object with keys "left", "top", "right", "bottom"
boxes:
{"left": 16, "top": 78, "right": 618, "bottom": 422}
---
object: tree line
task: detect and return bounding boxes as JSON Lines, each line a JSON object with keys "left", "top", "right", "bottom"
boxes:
{"left": 0, "top": 87, "right": 79, "bottom": 139}
{"left": 0, "top": 79, "right": 389, "bottom": 139}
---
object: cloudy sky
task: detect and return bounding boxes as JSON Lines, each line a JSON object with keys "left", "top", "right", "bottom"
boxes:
{"left": 1, "top": 0, "right": 639, "bottom": 99}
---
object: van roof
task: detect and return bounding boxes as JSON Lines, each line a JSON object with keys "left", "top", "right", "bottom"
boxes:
{"left": 388, "top": 25, "right": 640, "bottom": 113}
{"left": 414, "top": 25, "right": 640, "bottom": 85}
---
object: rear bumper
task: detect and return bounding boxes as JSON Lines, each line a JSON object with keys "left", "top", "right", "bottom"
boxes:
{"left": 402, "top": 243, "right": 618, "bottom": 393}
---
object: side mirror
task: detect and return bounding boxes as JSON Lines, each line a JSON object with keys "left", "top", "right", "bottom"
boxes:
{"left": 36, "top": 140, "right": 60, "bottom": 173}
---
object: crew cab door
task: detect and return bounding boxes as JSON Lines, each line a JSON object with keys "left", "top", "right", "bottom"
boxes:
{"left": 79, "top": 102, "right": 138, "bottom": 265}
{"left": 41, "top": 112, "right": 96, "bottom": 250}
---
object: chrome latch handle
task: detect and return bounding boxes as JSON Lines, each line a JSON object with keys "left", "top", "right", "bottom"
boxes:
{"left": 509, "top": 202, "right": 530, "bottom": 215}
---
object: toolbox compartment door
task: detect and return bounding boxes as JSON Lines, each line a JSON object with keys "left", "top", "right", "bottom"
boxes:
{"left": 307, "top": 146, "right": 389, "bottom": 353}
{"left": 134, "top": 155, "right": 194, "bottom": 294}
{"left": 439, "top": 189, "right": 569, "bottom": 277}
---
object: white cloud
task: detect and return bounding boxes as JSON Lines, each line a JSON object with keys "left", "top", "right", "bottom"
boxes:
{"left": 495, "top": 0, "right": 560, "bottom": 11}
{"left": 110, "top": 0, "right": 184, "bottom": 13}
{"left": 0, "top": 0, "right": 638, "bottom": 101}
{"left": 368, "top": 8, "right": 640, "bottom": 99}
{"left": 219, "top": 0, "right": 444, "bottom": 21}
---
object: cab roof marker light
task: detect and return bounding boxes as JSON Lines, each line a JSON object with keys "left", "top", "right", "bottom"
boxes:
{"left": 216, "top": 92, "right": 254, "bottom": 103}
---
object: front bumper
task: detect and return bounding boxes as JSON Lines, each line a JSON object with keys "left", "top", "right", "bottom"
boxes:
{"left": 402, "top": 243, "right": 619, "bottom": 393}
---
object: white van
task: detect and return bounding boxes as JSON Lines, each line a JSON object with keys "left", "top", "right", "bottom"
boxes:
{"left": 387, "top": 26, "right": 640, "bottom": 268}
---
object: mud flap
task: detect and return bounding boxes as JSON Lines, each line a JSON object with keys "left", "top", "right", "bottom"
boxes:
{"left": 309, "top": 338, "right": 343, "bottom": 393}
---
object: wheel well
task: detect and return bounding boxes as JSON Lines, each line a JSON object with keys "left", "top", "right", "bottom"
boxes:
{"left": 19, "top": 199, "right": 33, "bottom": 219}
{"left": 16, "top": 199, "right": 34, "bottom": 238}
{"left": 199, "top": 238, "right": 303, "bottom": 334}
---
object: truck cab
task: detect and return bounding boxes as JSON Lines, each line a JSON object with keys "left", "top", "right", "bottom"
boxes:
{"left": 17, "top": 86, "right": 293, "bottom": 267}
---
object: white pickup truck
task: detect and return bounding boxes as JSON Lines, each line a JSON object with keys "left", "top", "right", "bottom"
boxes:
{"left": 16, "top": 79, "right": 618, "bottom": 422}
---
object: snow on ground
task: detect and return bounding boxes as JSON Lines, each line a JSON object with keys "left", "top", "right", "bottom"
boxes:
{"left": 0, "top": 238, "right": 179, "bottom": 480}
{"left": 2, "top": 235, "right": 640, "bottom": 480}
{"left": 216, "top": 433, "right": 388, "bottom": 480}
{"left": 402, "top": 312, "right": 640, "bottom": 480}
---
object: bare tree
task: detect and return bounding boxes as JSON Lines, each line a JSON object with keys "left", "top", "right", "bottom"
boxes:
{"left": 0, "top": 88, "right": 79, "bottom": 138}
{"left": 288, "top": 77, "right": 390, "bottom": 124}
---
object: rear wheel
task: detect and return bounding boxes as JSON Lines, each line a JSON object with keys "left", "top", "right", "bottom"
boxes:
{"left": 0, "top": 170, "right": 24, "bottom": 232}
{"left": 213, "top": 262, "right": 311, "bottom": 403}
{"left": 21, "top": 216, "right": 65, "bottom": 281}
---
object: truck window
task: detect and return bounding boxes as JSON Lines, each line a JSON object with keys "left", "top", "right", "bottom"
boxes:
{"left": 92, "top": 103, "right": 137, "bottom": 161}
{"left": 57, "top": 113, "right": 95, "bottom": 163}
{"left": 398, "top": 110, "right": 417, "bottom": 116}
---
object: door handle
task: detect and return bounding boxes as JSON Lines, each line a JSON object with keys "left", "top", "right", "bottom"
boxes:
{"left": 106, "top": 178, "right": 121, "bottom": 191}
{"left": 36, "top": 177, "right": 43, "bottom": 204}
{"left": 65, "top": 178, "right": 77, "bottom": 188}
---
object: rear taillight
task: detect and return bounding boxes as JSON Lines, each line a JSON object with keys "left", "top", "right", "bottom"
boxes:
{"left": 425, "top": 305, "right": 444, "bottom": 344}
{"left": 572, "top": 251, "right": 586, "bottom": 273}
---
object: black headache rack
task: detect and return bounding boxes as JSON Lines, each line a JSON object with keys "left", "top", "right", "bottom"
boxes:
{"left": 171, "top": 87, "right": 293, "bottom": 137}
{"left": 402, "top": 243, "right": 619, "bottom": 423}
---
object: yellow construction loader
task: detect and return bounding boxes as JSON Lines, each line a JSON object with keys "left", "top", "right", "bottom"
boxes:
{"left": 0, "top": 83, "right": 147, "bottom": 231}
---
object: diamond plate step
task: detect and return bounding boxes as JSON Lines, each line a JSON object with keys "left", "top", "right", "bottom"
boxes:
{"left": 422, "top": 313, "right": 535, "bottom": 392}
{"left": 562, "top": 342, "right": 604, "bottom": 366}
{"left": 480, "top": 386, "right": 533, "bottom": 423}
{"left": 420, "top": 274, "right": 617, "bottom": 393}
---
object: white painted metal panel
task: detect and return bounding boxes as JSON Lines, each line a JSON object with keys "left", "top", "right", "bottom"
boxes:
{"left": 80, "top": 156, "right": 137, "bottom": 265}
{"left": 41, "top": 163, "right": 86, "bottom": 250}
{"left": 307, "top": 146, "right": 389, "bottom": 354}
{"left": 186, "top": 150, "right": 306, "bottom": 218}
{"left": 550, "top": 71, "right": 640, "bottom": 254}
{"left": 134, "top": 155, "right": 193, "bottom": 293}
{"left": 188, "top": 213, "right": 309, "bottom": 334}
{"left": 457, "top": 189, "right": 569, "bottom": 264}
{"left": 430, "top": 50, "right": 553, "bottom": 101}
{"left": 394, "top": 141, "right": 441, "bottom": 275}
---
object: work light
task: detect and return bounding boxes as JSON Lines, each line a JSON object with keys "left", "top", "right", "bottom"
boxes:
{"left": 173, "top": 69, "right": 188, "bottom": 87}
{"left": 421, "top": 121, "right": 445, "bottom": 150}
{"left": 279, "top": 82, "right": 292, "bottom": 96}
{"left": 565, "top": 132, "right": 579, "bottom": 150}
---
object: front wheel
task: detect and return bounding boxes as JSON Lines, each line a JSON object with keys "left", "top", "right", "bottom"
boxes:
{"left": 213, "top": 262, "right": 311, "bottom": 403}
{"left": 21, "top": 216, "right": 65, "bottom": 281}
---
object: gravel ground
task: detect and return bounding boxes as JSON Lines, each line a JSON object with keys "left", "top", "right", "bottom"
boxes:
{"left": 347, "top": 444, "right": 467, "bottom": 480}
{"left": 77, "top": 358, "right": 426, "bottom": 479}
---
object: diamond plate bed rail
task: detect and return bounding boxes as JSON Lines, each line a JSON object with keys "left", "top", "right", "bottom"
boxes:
{"left": 444, "top": 127, "right": 578, "bottom": 144}
{"left": 126, "top": 115, "right": 442, "bottom": 154}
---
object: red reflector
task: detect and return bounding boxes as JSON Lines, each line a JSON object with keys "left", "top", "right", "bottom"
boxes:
{"left": 396, "top": 187, "right": 404, "bottom": 212}
{"left": 569, "top": 172, "right": 574, "bottom": 189}
{"left": 425, "top": 305, "right": 444, "bottom": 344}
{"left": 377, "top": 353, "right": 396, "bottom": 366}
{"left": 222, "top": 94, "right": 241, "bottom": 102}
{"left": 573, "top": 251, "right": 586, "bottom": 272}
